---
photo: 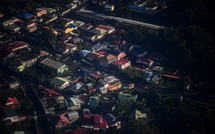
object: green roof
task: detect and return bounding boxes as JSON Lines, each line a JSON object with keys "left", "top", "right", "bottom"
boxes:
{"left": 118, "top": 92, "right": 137, "bottom": 102}
{"left": 50, "top": 77, "right": 70, "bottom": 87}
{"left": 88, "top": 98, "right": 98, "bottom": 108}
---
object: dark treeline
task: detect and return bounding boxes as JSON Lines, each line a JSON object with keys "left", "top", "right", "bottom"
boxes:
{"left": 123, "top": 0, "right": 215, "bottom": 92}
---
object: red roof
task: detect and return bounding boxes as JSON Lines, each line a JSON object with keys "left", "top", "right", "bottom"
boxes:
{"left": 60, "top": 35, "right": 71, "bottom": 42}
{"left": 37, "top": 85, "right": 61, "bottom": 99}
{"left": 3, "top": 41, "right": 28, "bottom": 52}
{"left": 57, "top": 42, "right": 77, "bottom": 50}
{"left": 96, "top": 25, "right": 114, "bottom": 31}
{"left": 112, "top": 58, "right": 130, "bottom": 66}
{"left": 89, "top": 73, "right": 102, "bottom": 79}
{"left": 83, "top": 113, "right": 108, "bottom": 129}
{"left": 43, "top": 26, "right": 50, "bottom": 30}
{"left": 5, "top": 97, "right": 19, "bottom": 106}
{"left": 61, "top": 128, "right": 89, "bottom": 134}
{"left": 81, "top": 24, "right": 93, "bottom": 29}
{"left": 51, "top": 113, "right": 71, "bottom": 128}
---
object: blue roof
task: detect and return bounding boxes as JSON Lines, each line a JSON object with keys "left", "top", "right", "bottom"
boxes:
{"left": 19, "top": 13, "right": 33, "bottom": 18}
{"left": 69, "top": 24, "right": 77, "bottom": 28}
{"left": 79, "top": 49, "right": 91, "bottom": 56}
{"left": 77, "top": 69, "right": 93, "bottom": 77}
{"left": 129, "top": 5, "right": 147, "bottom": 11}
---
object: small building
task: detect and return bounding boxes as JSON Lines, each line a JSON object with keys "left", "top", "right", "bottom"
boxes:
{"left": 40, "top": 58, "right": 68, "bottom": 74}
{"left": 143, "top": 71, "right": 154, "bottom": 83}
{"left": 50, "top": 112, "right": 79, "bottom": 129}
{"left": 34, "top": 8, "right": 47, "bottom": 17}
{"left": 86, "top": 52, "right": 104, "bottom": 62}
{"left": 112, "top": 58, "right": 131, "bottom": 70}
{"left": 60, "top": 35, "right": 72, "bottom": 42}
{"left": 82, "top": 113, "right": 108, "bottom": 130}
{"left": 129, "top": 109, "right": 147, "bottom": 120}
{"left": 50, "top": 77, "right": 71, "bottom": 90}
{"left": 19, "top": 13, "right": 33, "bottom": 19}
{"left": 99, "top": 54, "right": 117, "bottom": 67}
{"left": 96, "top": 25, "right": 115, "bottom": 34}
{"left": 65, "top": 97, "right": 81, "bottom": 110}
{"left": 103, "top": 113, "right": 121, "bottom": 129}
{"left": 55, "top": 41, "right": 77, "bottom": 54}
{"left": 118, "top": 92, "right": 138, "bottom": 102}
{"left": 130, "top": 45, "right": 148, "bottom": 57}
{"left": 72, "top": 82, "right": 84, "bottom": 92}
{"left": 77, "top": 69, "right": 93, "bottom": 77}
{"left": 80, "top": 24, "right": 93, "bottom": 31}
{"left": 3, "top": 41, "right": 29, "bottom": 53}
{"left": 71, "top": 37, "right": 81, "bottom": 44}
{"left": 79, "top": 49, "right": 91, "bottom": 57}
{"left": 4, "top": 97, "right": 20, "bottom": 108}
{"left": 0, "top": 107, "right": 19, "bottom": 123}
{"left": 136, "top": 58, "right": 154, "bottom": 67}
{"left": 37, "top": 85, "right": 62, "bottom": 100}
{"left": 88, "top": 96, "right": 99, "bottom": 109}
{"left": 105, "top": 5, "right": 114, "bottom": 11}
{"left": 91, "top": 42, "right": 106, "bottom": 52}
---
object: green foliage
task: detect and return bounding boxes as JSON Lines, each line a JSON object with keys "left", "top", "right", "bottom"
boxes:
{"left": 120, "top": 67, "right": 143, "bottom": 82}
{"left": 42, "top": 29, "right": 57, "bottom": 45}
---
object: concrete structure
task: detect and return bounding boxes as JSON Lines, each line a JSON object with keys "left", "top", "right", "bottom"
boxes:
{"left": 75, "top": 9, "right": 164, "bottom": 32}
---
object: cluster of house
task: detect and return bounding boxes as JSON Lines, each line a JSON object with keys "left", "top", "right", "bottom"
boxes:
{"left": 35, "top": 83, "right": 147, "bottom": 132}
{"left": 129, "top": 0, "right": 167, "bottom": 15}
{"left": 0, "top": 75, "right": 26, "bottom": 125}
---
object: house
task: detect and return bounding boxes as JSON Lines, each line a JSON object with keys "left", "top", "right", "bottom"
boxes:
{"left": 136, "top": 58, "right": 154, "bottom": 67}
{"left": 61, "top": 128, "right": 89, "bottom": 134}
{"left": 88, "top": 88, "right": 97, "bottom": 94}
{"left": 129, "top": 109, "right": 147, "bottom": 120}
{"left": 103, "top": 114, "right": 121, "bottom": 129}
{"left": 89, "top": 73, "right": 103, "bottom": 80}
{"left": 34, "top": 8, "right": 47, "bottom": 17}
{"left": 111, "top": 39, "right": 126, "bottom": 48}
{"left": 105, "top": 5, "right": 114, "bottom": 11}
{"left": 50, "top": 77, "right": 71, "bottom": 90}
{"left": 148, "top": 52, "right": 164, "bottom": 61}
{"left": 7, "top": 54, "right": 37, "bottom": 72}
{"left": 8, "top": 76, "right": 20, "bottom": 89}
{"left": 55, "top": 41, "right": 77, "bottom": 54}
{"left": 37, "top": 85, "right": 62, "bottom": 100}
{"left": 60, "top": 18, "right": 74, "bottom": 26}
{"left": 0, "top": 107, "right": 19, "bottom": 123}
{"left": 47, "top": 8, "right": 56, "bottom": 13}
{"left": 69, "top": 21, "right": 84, "bottom": 29}
{"left": 77, "top": 69, "right": 93, "bottom": 77}
{"left": 65, "top": 97, "right": 81, "bottom": 110}
{"left": 98, "top": 76, "right": 121, "bottom": 92}
{"left": 99, "top": 54, "right": 117, "bottom": 67}
{"left": 40, "top": 58, "right": 68, "bottom": 73}
{"left": 130, "top": 45, "right": 148, "bottom": 57}
{"left": 86, "top": 52, "right": 104, "bottom": 62}
{"left": 71, "top": 37, "right": 81, "bottom": 44}
{"left": 80, "top": 24, "right": 93, "bottom": 31}
{"left": 4, "top": 97, "right": 19, "bottom": 108}
{"left": 152, "top": 66, "right": 165, "bottom": 73}
{"left": 118, "top": 92, "right": 138, "bottom": 102}
{"left": 2, "top": 20, "right": 14, "bottom": 26}
{"left": 151, "top": 75, "right": 160, "bottom": 84}
{"left": 83, "top": 32, "right": 103, "bottom": 42}
{"left": 19, "top": 13, "right": 33, "bottom": 19}
{"left": 23, "top": 21, "right": 37, "bottom": 32}
{"left": 79, "top": 49, "right": 91, "bottom": 57}
{"left": 165, "top": 68, "right": 179, "bottom": 76}
{"left": 96, "top": 25, "right": 115, "bottom": 34}
{"left": 42, "top": 98, "right": 58, "bottom": 114}
{"left": 98, "top": 49, "right": 126, "bottom": 60}
{"left": 51, "top": 112, "right": 79, "bottom": 129}
{"left": 143, "top": 71, "right": 154, "bottom": 83}
{"left": 112, "top": 58, "right": 131, "bottom": 70}
{"left": 3, "top": 41, "right": 29, "bottom": 53}
{"left": 44, "top": 13, "right": 58, "bottom": 24}
{"left": 88, "top": 96, "right": 99, "bottom": 109}
{"left": 4, "top": 25, "right": 20, "bottom": 33}
{"left": 37, "top": 51, "right": 49, "bottom": 58}
{"left": 82, "top": 113, "right": 108, "bottom": 130}
{"left": 60, "top": 35, "right": 72, "bottom": 42}
{"left": 65, "top": 3, "right": 77, "bottom": 9}
{"left": 91, "top": 42, "right": 106, "bottom": 52}
{"left": 72, "top": 82, "right": 84, "bottom": 92}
